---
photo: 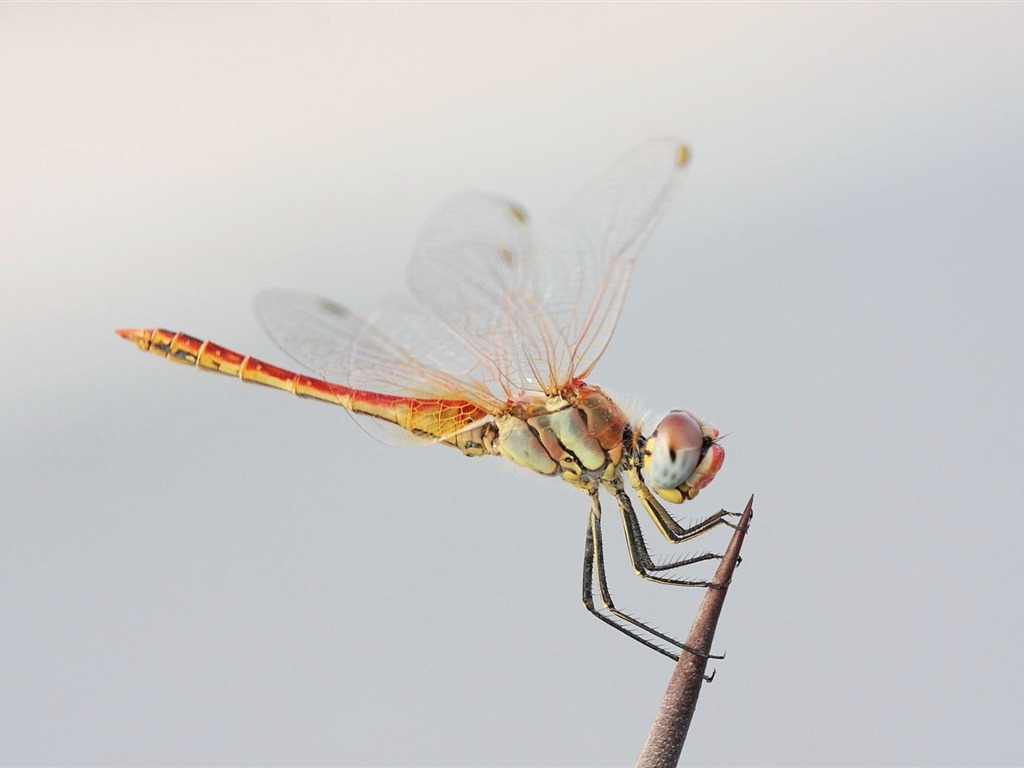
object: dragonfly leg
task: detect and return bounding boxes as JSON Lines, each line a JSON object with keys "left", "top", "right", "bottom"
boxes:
{"left": 628, "top": 465, "right": 740, "bottom": 544}
{"left": 600, "top": 483, "right": 723, "bottom": 584}
{"left": 582, "top": 488, "right": 716, "bottom": 661}
{"left": 610, "top": 479, "right": 730, "bottom": 586}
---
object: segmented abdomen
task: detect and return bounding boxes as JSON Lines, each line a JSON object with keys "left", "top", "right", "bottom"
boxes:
{"left": 117, "top": 328, "right": 491, "bottom": 450}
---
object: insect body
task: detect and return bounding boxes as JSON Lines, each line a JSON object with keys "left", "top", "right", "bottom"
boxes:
{"left": 118, "top": 138, "right": 731, "bottom": 659}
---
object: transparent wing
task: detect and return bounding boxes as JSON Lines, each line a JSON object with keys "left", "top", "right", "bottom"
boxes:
{"left": 408, "top": 137, "right": 689, "bottom": 394}
{"left": 254, "top": 289, "right": 504, "bottom": 415}
{"left": 406, "top": 192, "right": 545, "bottom": 397}
{"left": 255, "top": 138, "right": 688, "bottom": 420}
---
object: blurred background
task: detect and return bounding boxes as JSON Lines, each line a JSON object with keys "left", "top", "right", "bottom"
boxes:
{"left": 2, "top": 4, "right": 1022, "bottom": 765}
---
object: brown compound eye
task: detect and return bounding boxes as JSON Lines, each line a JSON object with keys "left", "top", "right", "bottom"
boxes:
{"left": 645, "top": 411, "right": 704, "bottom": 491}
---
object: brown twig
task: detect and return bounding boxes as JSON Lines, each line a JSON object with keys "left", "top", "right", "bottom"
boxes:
{"left": 635, "top": 494, "right": 754, "bottom": 768}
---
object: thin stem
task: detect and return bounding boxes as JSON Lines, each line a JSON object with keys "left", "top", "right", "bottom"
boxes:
{"left": 635, "top": 494, "right": 755, "bottom": 768}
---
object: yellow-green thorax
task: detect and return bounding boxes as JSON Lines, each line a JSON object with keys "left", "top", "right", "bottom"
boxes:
{"left": 492, "top": 384, "right": 629, "bottom": 487}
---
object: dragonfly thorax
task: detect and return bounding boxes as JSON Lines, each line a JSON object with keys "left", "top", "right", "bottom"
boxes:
{"left": 492, "top": 384, "right": 630, "bottom": 485}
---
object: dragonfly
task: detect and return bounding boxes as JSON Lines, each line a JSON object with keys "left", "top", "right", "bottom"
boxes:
{"left": 117, "top": 138, "right": 732, "bottom": 661}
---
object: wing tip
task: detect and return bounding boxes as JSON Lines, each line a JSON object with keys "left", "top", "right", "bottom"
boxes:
{"left": 676, "top": 143, "right": 692, "bottom": 167}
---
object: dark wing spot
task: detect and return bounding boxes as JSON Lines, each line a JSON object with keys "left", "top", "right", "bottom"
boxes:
{"left": 508, "top": 203, "right": 529, "bottom": 224}
{"left": 668, "top": 448, "right": 677, "bottom": 463}
{"left": 317, "top": 298, "right": 350, "bottom": 318}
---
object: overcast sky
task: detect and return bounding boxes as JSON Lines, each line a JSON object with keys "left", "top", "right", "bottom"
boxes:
{"left": 2, "top": 4, "right": 1022, "bottom": 765}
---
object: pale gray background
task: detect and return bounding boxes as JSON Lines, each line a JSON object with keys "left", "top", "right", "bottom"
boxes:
{"left": 2, "top": 4, "right": 1022, "bottom": 766}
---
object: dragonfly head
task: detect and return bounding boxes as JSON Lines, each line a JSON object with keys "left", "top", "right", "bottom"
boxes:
{"left": 643, "top": 410, "right": 724, "bottom": 503}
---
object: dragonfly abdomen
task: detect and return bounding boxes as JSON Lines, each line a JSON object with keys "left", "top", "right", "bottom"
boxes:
{"left": 117, "top": 328, "right": 350, "bottom": 403}
{"left": 116, "top": 328, "right": 492, "bottom": 447}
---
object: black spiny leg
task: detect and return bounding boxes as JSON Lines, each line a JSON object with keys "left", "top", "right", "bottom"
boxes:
{"left": 581, "top": 488, "right": 714, "bottom": 661}
{"left": 612, "top": 479, "right": 728, "bottom": 587}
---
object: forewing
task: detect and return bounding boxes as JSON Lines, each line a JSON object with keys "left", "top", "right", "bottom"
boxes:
{"left": 407, "top": 138, "right": 689, "bottom": 393}
{"left": 533, "top": 137, "right": 689, "bottom": 383}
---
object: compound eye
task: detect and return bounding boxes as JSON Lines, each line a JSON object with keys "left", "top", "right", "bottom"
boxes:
{"left": 647, "top": 411, "right": 704, "bottom": 490}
